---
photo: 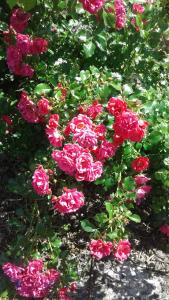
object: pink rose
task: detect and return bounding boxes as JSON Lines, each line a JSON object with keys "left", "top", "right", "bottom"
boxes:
{"left": 10, "top": 8, "right": 31, "bottom": 33}
{"left": 134, "top": 174, "right": 151, "bottom": 186}
{"left": 113, "top": 240, "right": 131, "bottom": 261}
{"left": 76, "top": 151, "right": 93, "bottom": 173}
{"left": 2, "top": 260, "right": 60, "bottom": 298}
{"left": 95, "top": 140, "right": 117, "bottom": 161}
{"left": 30, "top": 37, "right": 48, "bottom": 54}
{"left": 69, "top": 114, "right": 93, "bottom": 134}
{"left": 17, "top": 91, "right": 40, "bottom": 123}
{"left": 133, "top": 3, "right": 145, "bottom": 14}
{"left": 32, "top": 165, "right": 51, "bottom": 196}
{"left": 52, "top": 188, "right": 85, "bottom": 214}
{"left": 79, "top": 0, "right": 105, "bottom": 14}
{"left": 86, "top": 100, "right": 103, "bottom": 119}
{"left": 107, "top": 97, "right": 127, "bottom": 116}
{"left": 89, "top": 239, "right": 112, "bottom": 260}
{"left": 73, "top": 128, "right": 98, "bottom": 148}
{"left": 46, "top": 127, "right": 64, "bottom": 147}
{"left": 37, "top": 98, "right": 50, "bottom": 116}
{"left": 16, "top": 34, "right": 32, "bottom": 55}
{"left": 136, "top": 185, "right": 152, "bottom": 199}
{"left": 114, "top": 0, "right": 126, "bottom": 30}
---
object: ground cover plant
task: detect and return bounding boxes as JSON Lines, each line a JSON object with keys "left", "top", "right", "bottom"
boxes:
{"left": 0, "top": 0, "right": 169, "bottom": 298}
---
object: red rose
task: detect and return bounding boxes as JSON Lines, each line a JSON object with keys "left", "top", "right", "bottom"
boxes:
{"left": 131, "top": 157, "right": 150, "bottom": 172}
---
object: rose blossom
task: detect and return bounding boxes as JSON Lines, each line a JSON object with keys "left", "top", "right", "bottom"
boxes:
{"left": 134, "top": 174, "right": 151, "bottom": 186}
{"left": 131, "top": 157, "right": 150, "bottom": 172}
{"left": 89, "top": 239, "right": 112, "bottom": 260}
{"left": 7, "top": 45, "right": 22, "bottom": 73}
{"left": 113, "top": 240, "right": 131, "bottom": 261}
{"left": 95, "top": 140, "right": 117, "bottom": 161}
{"left": 93, "top": 124, "right": 107, "bottom": 140}
{"left": 30, "top": 37, "right": 48, "bottom": 54}
{"left": 75, "top": 151, "right": 93, "bottom": 173}
{"left": 73, "top": 128, "right": 98, "bottom": 148}
{"left": 52, "top": 188, "right": 85, "bottom": 214}
{"left": 133, "top": 3, "right": 145, "bottom": 14}
{"left": 136, "top": 185, "right": 152, "bottom": 199}
{"left": 17, "top": 91, "right": 40, "bottom": 123}
{"left": 37, "top": 98, "right": 50, "bottom": 116}
{"left": 10, "top": 8, "right": 31, "bottom": 33}
{"left": 52, "top": 144, "right": 82, "bottom": 176}
{"left": 114, "top": 0, "right": 126, "bottom": 30}
{"left": 16, "top": 34, "right": 32, "bottom": 55}
{"left": 2, "top": 260, "right": 60, "bottom": 298}
{"left": 82, "top": 160, "right": 103, "bottom": 182}
{"left": 68, "top": 114, "right": 93, "bottom": 134}
{"left": 159, "top": 224, "right": 169, "bottom": 237}
{"left": 19, "top": 63, "right": 34, "bottom": 77}
{"left": 86, "top": 100, "right": 103, "bottom": 119}
{"left": 46, "top": 127, "right": 64, "bottom": 147}
{"left": 32, "top": 165, "right": 51, "bottom": 196}
{"left": 107, "top": 97, "right": 127, "bottom": 116}
{"left": 79, "top": 0, "right": 105, "bottom": 14}
{"left": 113, "top": 110, "right": 148, "bottom": 142}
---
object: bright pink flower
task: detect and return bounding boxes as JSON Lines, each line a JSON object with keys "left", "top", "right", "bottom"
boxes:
{"left": 95, "top": 140, "right": 116, "bottom": 161}
{"left": 83, "top": 161, "right": 103, "bottom": 182}
{"left": 48, "top": 114, "right": 60, "bottom": 128}
{"left": 133, "top": 3, "right": 145, "bottom": 14}
{"left": 134, "top": 174, "right": 151, "bottom": 186}
{"left": 30, "top": 37, "right": 48, "bottom": 55}
{"left": 86, "top": 100, "right": 103, "bottom": 119}
{"left": 107, "top": 97, "right": 127, "bottom": 116}
{"left": 79, "top": 0, "right": 105, "bottom": 14}
{"left": 17, "top": 91, "right": 40, "bottom": 123}
{"left": 46, "top": 127, "right": 64, "bottom": 147}
{"left": 89, "top": 239, "right": 112, "bottom": 260}
{"left": 32, "top": 165, "right": 51, "bottom": 196}
{"left": 131, "top": 157, "right": 150, "bottom": 172}
{"left": 52, "top": 144, "right": 82, "bottom": 176}
{"left": 52, "top": 188, "right": 85, "bottom": 214}
{"left": 3, "top": 260, "right": 60, "bottom": 298}
{"left": 16, "top": 34, "right": 32, "bottom": 55}
{"left": 136, "top": 185, "right": 152, "bottom": 200}
{"left": 76, "top": 151, "right": 93, "bottom": 173}
{"left": 10, "top": 8, "right": 31, "bottom": 33}
{"left": 7, "top": 45, "right": 22, "bottom": 73}
{"left": 73, "top": 129, "right": 98, "bottom": 148}
{"left": 2, "top": 115, "right": 13, "bottom": 126}
{"left": 19, "top": 63, "right": 34, "bottom": 77}
{"left": 2, "top": 263, "right": 24, "bottom": 282}
{"left": 93, "top": 124, "right": 107, "bottom": 140}
{"left": 37, "top": 98, "right": 50, "bottom": 116}
{"left": 159, "top": 224, "right": 169, "bottom": 237}
{"left": 113, "top": 240, "right": 131, "bottom": 261}
{"left": 113, "top": 110, "right": 148, "bottom": 142}
{"left": 69, "top": 114, "right": 93, "bottom": 134}
{"left": 114, "top": 0, "right": 126, "bottom": 30}
{"left": 58, "top": 287, "right": 69, "bottom": 299}
{"left": 113, "top": 134, "right": 125, "bottom": 147}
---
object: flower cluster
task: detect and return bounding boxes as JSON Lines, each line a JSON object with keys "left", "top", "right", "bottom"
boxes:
{"left": 52, "top": 143, "right": 103, "bottom": 182}
{"left": 2, "top": 260, "right": 60, "bottom": 298}
{"left": 17, "top": 91, "right": 50, "bottom": 123}
{"left": 89, "top": 239, "right": 131, "bottom": 261}
{"left": 6, "top": 8, "right": 48, "bottom": 77}
{"left": 114, "top": 0, "right": 126, "bottom": 30}
{"left": 79, "top": 0, "right": 105, "bottom": 14}
{"left": 107, "top": 97, "right": 148, "bottom": 143}
{"left": 52, "top": 188, "right": 85, "bottom": 214}
{"left": 131, "top": 159, "right": 151, "bottom": 204}
{"left": 32, "top": 165, "right": 51, "bottom": 196}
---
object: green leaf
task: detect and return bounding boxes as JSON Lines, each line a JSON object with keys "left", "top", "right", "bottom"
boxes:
{"left": 81, "top": 220, "right": 96, "bottom": 232}
{"left": 94, "top": 213, "right": 108, "bottom": 224}
{"left": 105, "top": 202, "right": 113, "bottom": 219}
{"left": 7, "top": 0, "right": 37, "bottom": 10}
{"left": 128, "top": 214, "right": 141, "bottom": 223}
{"left": 96, "top": 33, "right": 107, "bottom": 51}
{"left": 83, "top": 41, "right": 96, "bottom": 58}
{"left": 123, "top": 177, "right": 136, "bottom": 191}
{"left": 34, "top": 83, "right": 51, "bottom": 96}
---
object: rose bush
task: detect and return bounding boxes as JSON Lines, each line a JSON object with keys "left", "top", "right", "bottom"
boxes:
{"left": 0, "top": 0, "right": 169, "bottom": 298}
